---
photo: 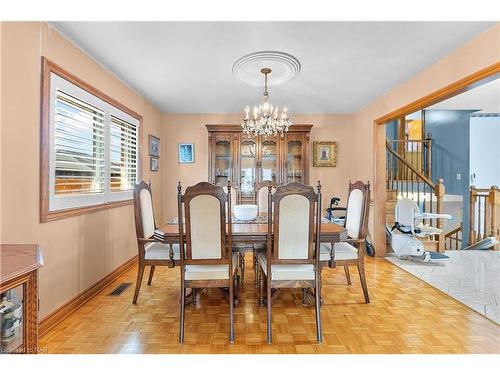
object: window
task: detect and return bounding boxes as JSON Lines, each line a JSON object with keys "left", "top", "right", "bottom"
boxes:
{"left": 41, "top": 58, "right": 141, "bottom": 221}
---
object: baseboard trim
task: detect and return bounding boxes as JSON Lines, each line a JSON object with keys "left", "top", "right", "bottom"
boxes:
{"left": 39, "top": 255, "right": 138, "bottom": 338}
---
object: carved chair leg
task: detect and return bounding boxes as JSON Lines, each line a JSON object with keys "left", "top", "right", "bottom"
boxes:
{"left": 192, "top": 288, "right": 197, "bottom": 306}
{"left": 240, "top": 252, "right": 245, "bottom": 286}
{"left": 229, "top": 273, "right": 235, "bottom": 343}
{"left": 344, "top": 265, "right": 352, "bottom": 285}
{"left": 258, "top": 265, "right": 264, "bottom": 306}
{"left": 147, "top": 265, "right": 155, "bottom": 286}
{"left": 315, "top": 277, "right": 323, "bottom": 343}
{"left": 132, "top": 262, "right": 145, "bottom": 304}
{"left": 357, "top": 263, "right": 370, "bottom": 304}
{"left": 266, "top": 277, "right": 272, "bottom": 344}
{"left": 179, "top": 284, "right": 186, "bottom": 343}
{"left": 254, "top": 248, "right": 260, "bottom": 288}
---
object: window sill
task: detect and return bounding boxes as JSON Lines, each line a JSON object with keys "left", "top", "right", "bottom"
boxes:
{"left": 40, "top": 199, "right": 133, "bottom": 223}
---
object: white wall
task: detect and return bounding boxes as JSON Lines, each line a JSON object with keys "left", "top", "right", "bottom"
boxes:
{"left": 470, "top": 115, "right": 500, "bottom": 188}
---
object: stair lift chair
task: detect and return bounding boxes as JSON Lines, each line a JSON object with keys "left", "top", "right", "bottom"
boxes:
{"left": 390, "top": 198, "right": 452, "bottom": 262}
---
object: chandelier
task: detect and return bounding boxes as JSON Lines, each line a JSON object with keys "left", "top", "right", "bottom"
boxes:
{"left": 241, "top": 68, "right": 292, "bottom": 137}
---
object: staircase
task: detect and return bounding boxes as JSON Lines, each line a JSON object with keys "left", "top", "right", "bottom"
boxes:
{"left": 386, "top": 137, "right": 446, "bottom": 252}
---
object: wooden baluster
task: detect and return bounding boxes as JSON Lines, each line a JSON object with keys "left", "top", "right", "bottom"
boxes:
{"left": 426, "top": 134, "right": 432, "bottom": 180}
{"left": 435, "top": 178, "right": 445, "bottom": 252}
{"left": 485, "top": 195, "right": 491, "bottom": 242}
{"left": 469, "top": 187, "right": 476, "bottom": 246}
{"left": 480, "top": 196, "right": 485, "bottom": 241}
{"left": 490, "top": 186, "right": 500, "bottom": 250}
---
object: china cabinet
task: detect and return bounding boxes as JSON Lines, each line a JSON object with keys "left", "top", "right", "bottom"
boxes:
{"left": 0, "top": 244, "right": 43, "bottom": 354}
{"left": 207, "top": 124, "right": 312, "bottom": 203}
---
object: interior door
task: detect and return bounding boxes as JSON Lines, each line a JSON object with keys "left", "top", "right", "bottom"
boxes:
{"left": 470, "top": 115, "right": 500, "bottom": 187}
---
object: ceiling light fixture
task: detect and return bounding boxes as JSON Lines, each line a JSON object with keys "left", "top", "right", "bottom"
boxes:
{"left": 241, "top": 68, "right": 292, "bottom": 137}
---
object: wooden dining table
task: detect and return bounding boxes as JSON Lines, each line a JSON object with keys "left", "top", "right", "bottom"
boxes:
{"left": 154, "top": 219, "right": 348, "bottom": 245}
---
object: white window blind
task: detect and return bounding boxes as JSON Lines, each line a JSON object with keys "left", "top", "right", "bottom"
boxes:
{"left": 110, "top": 115, "right": 138, "bottom": 192}
{"left": 54, "top": 91, "right": 106, "bottom": 196}
{"left": 48, "top": 73, "right": 140, "bottom": 212}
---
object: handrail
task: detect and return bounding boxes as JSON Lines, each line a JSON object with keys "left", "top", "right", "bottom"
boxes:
{"left": 386, "top": 141, "right": 435, "bottom": 189}
{"left": 445, "top": 226, "right": 462, "bottom": 238}
{"left": 390, "top": 139, "right": 429, "bottom": 143}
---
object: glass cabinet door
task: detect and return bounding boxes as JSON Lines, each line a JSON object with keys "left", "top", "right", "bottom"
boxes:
{"left": 260, "top": 138, "right": 278, "bottom": 183}
{"left": 239, "top": 136, "right": 256, "bottom": 200}
{"left": 286, "top": 136, "right": 304, "bottom": 183}
{"left": 214, "top": 135, "right": 232, "bottom": 186}
{"left": 0, "top": 285, "right": 24, "bottom": 354}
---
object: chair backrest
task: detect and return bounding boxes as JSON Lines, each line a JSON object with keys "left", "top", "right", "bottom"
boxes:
{"left": 344, "top": 181, "right": 370, "bottom": 239}
{"left": 395, "top": 197, "right": 419, "bottom": 230}
{"left": 255, "top": 182, "right": 276, "bottom": 214}
{"left": 133, "top": 181, "right": 156, "bottom": 239}
{"left": 179, "top": 182, "right": 232, "bottom": 261}
{"left": 268, "top": 181, "right": 321, "bottom": 263}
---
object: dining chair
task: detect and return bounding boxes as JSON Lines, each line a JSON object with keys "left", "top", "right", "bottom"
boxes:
{"left": 252, "top": 182, "right": 277, "bottom": 286}
{"left": 254, "top": 181, "right": 277, "bottom": 214}
{"left": 320, "top": 181, "right": 371, "bottom": 303}
{"left": 132, "top": 181, "right": 180, "bottom": 304}
{"left": 257, "top": 181, "right": 323, "bottom": 344}
{"left": 177, "top": 181, "right": 240, "bottom": 343}
{"left": 223, "top": 184, "right": 251, "bottom": 285}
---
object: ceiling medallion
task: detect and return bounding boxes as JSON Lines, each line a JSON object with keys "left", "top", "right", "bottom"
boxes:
{"left": 234, "top": 51, "right": 299, "bottom": 136}
{"left": 232, "top": 51, "right": 301, "bottom": 86}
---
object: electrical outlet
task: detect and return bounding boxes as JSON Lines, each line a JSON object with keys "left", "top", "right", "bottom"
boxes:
{"left": 456, "top": 173, "right": 461, "bottom": 181}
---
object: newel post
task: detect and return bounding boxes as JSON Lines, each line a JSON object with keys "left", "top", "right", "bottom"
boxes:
{"left": 489, "top": 186, "right": 500, "bottom": 250}
{"left": 469, "top": 186, "right": 477, "bottom": 245}
{"left": 435, "top": 178, "right": 445, "bottom": 252}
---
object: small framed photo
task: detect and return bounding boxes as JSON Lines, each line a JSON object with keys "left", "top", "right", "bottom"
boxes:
{"left": 149, "top": 135, "right": 160, "bottom": 157}
{"left": 178, "top": 143, "right": 195, "bottom": 164}
{"left": 150, "top": 157, "right": 159, "bottom": 172}
{"left": 313, "top": 141, "right": 337, "bottom": 167}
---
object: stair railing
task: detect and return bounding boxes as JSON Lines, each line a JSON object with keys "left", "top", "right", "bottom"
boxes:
{"left": 469, "top": 186, "right": 500, "bottom": 249}
{"left": 386, "top": 140, "right": 446, "bottom": 251}
{"left": 386, "top": 134, "right": 432, "bottom": 180}
{"left": 445, "top": 225, "right": 462, "bottom": 250}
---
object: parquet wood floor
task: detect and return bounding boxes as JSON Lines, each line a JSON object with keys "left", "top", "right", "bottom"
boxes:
{"left": 39, "top": 256, "right": 500, "bottom": 354}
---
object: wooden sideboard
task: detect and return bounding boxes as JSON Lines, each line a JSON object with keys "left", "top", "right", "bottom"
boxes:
{"left": 207, "top": 124, "right": 312, "bottom": 203}
{"left": 0, "top": 244, "right": 43, "bottom": 354}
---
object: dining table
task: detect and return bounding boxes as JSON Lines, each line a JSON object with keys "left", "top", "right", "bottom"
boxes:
{"left": 154, "top": 216, "right": 348, "bottom": 246}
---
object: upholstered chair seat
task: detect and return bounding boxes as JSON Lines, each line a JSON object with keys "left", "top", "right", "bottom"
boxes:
{"left": 319, "top": 242, "right": 358, "bottom": 261}
{"left": 145, "top": 242, "right": 181, "bottom": 261}
{"left": 185, "top": 253, "right": 239, "bottom": 280}
{"left": 257, "top": 253, "right": 315, "bottom": 280}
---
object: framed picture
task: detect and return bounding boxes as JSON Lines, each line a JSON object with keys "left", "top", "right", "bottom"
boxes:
{"left": 149, "top": 135, "right": 160, "bottom": 157}
{"left": 178, "top": 143, "right": 195, "bottom": 164}
{"left": 150, "top": 157, "right": 159, "bottom": 172}
{"left": 313, "top": 141, "right": 337, "bottom": 167}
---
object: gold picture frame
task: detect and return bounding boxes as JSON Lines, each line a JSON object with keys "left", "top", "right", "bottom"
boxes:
{"left": 313, "top": 141, "right": 337, "bottom": 167}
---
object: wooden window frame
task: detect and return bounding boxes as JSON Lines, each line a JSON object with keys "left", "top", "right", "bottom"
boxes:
{"left": 40, "top": 57, "right": 143, "bottom": 222}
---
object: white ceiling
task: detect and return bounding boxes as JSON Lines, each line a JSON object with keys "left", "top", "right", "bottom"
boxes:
{"left": 51, "top": 22, "right": 495, "bottom": 114}
{"left": 427, "top": 78, "right": 500, "bottom": 112}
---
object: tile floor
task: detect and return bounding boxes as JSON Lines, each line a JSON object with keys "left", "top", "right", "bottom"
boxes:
{"left": 386, "top": 250, "right": 500, "bottom": 324}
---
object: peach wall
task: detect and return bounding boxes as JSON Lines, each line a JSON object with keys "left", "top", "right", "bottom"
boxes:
{"left": 353, "top": 23, "right": 500, "bottom": 251}
{"left": 0, "top": 22, "right": 164, "bottom": 318}
{"left": 162, "top": 113, "right": 355, "bottom": 220}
